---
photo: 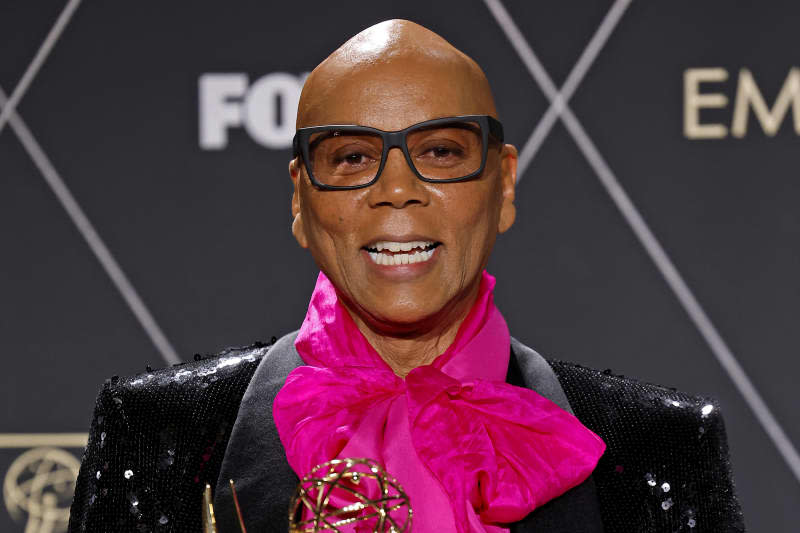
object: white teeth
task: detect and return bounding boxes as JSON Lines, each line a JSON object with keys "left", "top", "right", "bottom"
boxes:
{"left": 367, "top": 247, "right": 435, "bottom": 266}
{"left": 371, "top": 240, "right": 434, "bottom": 252}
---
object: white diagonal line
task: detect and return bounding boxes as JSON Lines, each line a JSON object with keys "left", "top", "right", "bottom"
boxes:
{"left": 0, "top": 86, "right": 181, "bottom": 366}
{"left": 562, "top": 107, "right": 800, "bottom": 486}
{"left": 516, "top": 0, "right": 632, "bottom": 178}
{"left": 485, "top": 0, "right": 800, "bottom": 484}
{"left": 0, "top": 0, "right": 82, "bottom": 137}
{"left": 483, "top": 0, "right": 560, "bottom": 100}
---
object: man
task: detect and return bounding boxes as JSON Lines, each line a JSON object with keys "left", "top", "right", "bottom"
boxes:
{"left": 69, "top": 20, "right": 744, "bottom": 532}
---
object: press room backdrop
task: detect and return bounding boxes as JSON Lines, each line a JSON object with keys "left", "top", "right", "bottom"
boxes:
{"left": 2, "top": 0, "right": 798, "bottom": 531}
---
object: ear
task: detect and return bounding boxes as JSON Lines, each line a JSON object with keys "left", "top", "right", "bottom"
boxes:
{"left": 289, "top": 158, "right": 309, "bottom": 249}
{"left": 497, "top": 144, "right": 517, "bottom": 234}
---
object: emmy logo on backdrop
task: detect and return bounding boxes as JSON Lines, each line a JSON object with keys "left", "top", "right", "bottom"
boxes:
{"left": 203, "top": 458, "right": 412, "bottom": 532}
{"left": 3, "top": 447, "right": 80, "bottom": 533}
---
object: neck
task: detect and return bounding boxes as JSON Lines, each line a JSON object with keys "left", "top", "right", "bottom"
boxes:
{"left": 342, "top": 285, "right": 480, "bottom": 378}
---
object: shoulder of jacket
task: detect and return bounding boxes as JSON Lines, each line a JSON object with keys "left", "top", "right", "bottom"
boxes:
{"left": 545, "top": 361, "right": 744, "bottom": 531}
{"left": 100, "top": 340, "right": 274, "bottom": 396}
{"left": 547, "top": 358, "right": 718, "bottom": 413}
{"left": 546, "top": 358, "right": 729, "bottom": 449}
{"left": 70, "top": 339, "right": 283, "bottom": 531}
{"left": 88, "top": 339, "right": 279, "bottom": 438}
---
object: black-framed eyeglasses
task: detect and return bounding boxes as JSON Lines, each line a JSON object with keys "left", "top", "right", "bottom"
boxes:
{"left": 292, "top": 114, "right": 504, "bottom": 190}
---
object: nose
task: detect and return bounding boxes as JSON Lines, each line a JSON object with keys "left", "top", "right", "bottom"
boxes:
{"left": 366, "top": 147, "right": 430, "bottom": 209}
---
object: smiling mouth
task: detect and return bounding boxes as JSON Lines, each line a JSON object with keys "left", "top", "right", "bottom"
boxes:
{"left": 363, "top": 240, "right": 441, "bottom": 266}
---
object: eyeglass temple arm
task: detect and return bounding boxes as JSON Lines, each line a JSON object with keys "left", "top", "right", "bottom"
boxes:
{"left": 488, "top": 116, "right": 504, "bottom": 144}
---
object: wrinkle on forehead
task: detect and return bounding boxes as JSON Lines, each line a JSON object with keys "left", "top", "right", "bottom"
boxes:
{"left": 297, "top": 19, "right": 497, "bottom": 128}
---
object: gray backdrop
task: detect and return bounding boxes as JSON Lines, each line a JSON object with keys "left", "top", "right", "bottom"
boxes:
{"left": 1, "top": 1, "right": 798, "bottom": 531}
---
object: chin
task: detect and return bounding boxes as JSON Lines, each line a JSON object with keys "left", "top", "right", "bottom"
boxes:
{"left": 362, "top": 296, "right": 451, "bottom": 332}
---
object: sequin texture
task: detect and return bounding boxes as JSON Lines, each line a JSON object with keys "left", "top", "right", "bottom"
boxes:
{"left": 68, "top": 342, "right": 272, "bottom": 532}
{"left": 69, "top": 342, "right": 745, "bottom": 532}
{"left": 550, "top": 361, "right": 745, "bottom": 532}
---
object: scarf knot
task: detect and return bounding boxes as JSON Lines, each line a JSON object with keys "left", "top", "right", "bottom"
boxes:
{"left": 274, "top": 271, "right": 605, "bottom": 532}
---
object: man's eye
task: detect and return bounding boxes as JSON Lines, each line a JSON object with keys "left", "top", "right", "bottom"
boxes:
{"left": 332, "top": 151, "right": 374, "bottom": 170}
{"left": 344, "top": 153, "right": 367, "bottom": 164}
{"left": 426, "top": 145, "right": 464, "bottom": 159}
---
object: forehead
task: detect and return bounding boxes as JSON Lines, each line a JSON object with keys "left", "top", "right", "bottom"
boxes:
{"left": 299, "top": 56, "right": 495, "bottom": 131}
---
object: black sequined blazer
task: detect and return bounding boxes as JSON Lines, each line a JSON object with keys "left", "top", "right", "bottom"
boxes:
{"left": 69, "top": 332, "right": 744, "bottom": 532}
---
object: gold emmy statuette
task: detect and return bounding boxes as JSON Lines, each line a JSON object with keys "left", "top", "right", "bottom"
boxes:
{"left": 202, "top": 480, "right": 248, "bottom": 533}
{"left": 289, "top": 458, "right": 412, "bottom": 532}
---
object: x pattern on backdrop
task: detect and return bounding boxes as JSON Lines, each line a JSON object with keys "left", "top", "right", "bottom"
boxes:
{"left": 1, "top": 0, "right": 799, "bottom": 531}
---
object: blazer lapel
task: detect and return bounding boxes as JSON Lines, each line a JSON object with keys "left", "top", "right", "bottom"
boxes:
{"left": 214, "top": 331, "right": 302, "bottom": 533}
{"left": 508, "top": 338, "right": 605, "bottom": 533}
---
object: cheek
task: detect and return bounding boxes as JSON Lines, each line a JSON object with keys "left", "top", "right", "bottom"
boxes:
{"left": 301, "top": 190, "right": 365, "bottom": 270}
{"left": 304, "top": 191, "right": 347, "bottom": 240}
{"left": 440, "top": 184, "right": 501, "bottom": 247}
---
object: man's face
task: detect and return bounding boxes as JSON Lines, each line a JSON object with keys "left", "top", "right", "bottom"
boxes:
{"left": 290, "top": 57, "right": 516, "bottom": 333}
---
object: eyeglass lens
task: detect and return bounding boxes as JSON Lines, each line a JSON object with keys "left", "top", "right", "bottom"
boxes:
{"left": 308, "top": 120, "right": 484, "bottom": 187}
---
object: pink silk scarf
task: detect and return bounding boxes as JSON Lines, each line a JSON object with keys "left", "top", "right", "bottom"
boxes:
{"left": 274, "top": 271, "right": 605, "bottom": 532}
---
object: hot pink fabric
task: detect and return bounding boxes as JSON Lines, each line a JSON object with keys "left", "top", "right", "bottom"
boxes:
{"left": 274, "top": 271, "right": 605, "bottom": 532}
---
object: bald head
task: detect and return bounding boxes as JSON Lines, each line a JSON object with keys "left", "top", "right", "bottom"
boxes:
{"left": 296, "top": 20, "right": 497, "bottom": 129}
